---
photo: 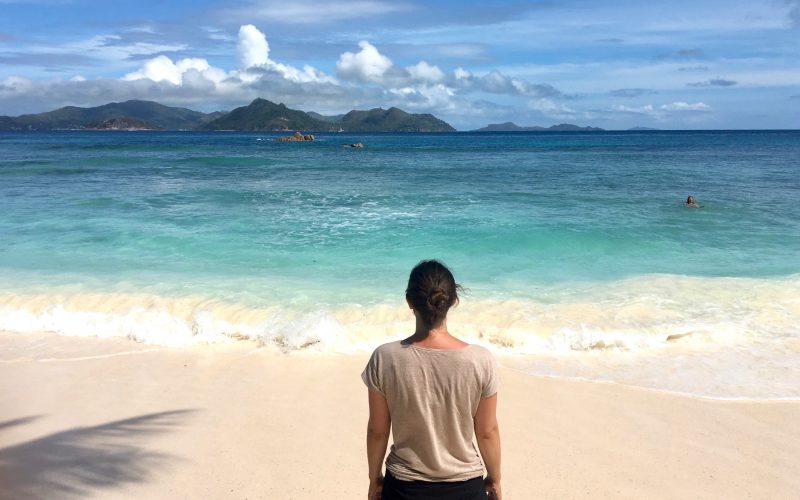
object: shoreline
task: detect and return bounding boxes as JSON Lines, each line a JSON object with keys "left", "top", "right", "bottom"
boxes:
{"left": 2, "top": 330, "right": 798, "bottom": 499}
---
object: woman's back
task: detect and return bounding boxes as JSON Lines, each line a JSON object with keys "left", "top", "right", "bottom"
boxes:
{"left": 362, "top": 341, "right": 498, "bottom": 481}
{"left": 364, "top": 260, "right": 502, "bottom": 499}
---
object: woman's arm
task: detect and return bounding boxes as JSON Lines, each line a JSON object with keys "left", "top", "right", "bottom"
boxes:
{"left": 366, "top": 388, "right": 391, "bottom": 500}
{"left": 474, "top": 393, "right": 502, "bottom": 500}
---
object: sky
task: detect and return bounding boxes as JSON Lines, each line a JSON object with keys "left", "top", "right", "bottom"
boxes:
{"left": 0, "top": 0, "right": 798, "bottom": 130}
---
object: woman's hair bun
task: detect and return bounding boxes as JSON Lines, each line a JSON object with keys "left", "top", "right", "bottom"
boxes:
{"left": 406, "top": 260, "right": 460, "bottom": 328}
{"left": 427, "top": 288, "right": 450, "bottom": 312}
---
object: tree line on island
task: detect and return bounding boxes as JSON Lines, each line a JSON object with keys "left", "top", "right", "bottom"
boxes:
{"left": 0, "top": 98, "right": 635, "bottom": 132}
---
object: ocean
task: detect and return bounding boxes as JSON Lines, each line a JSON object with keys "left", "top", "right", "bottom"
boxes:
{"left": 1, "top": 130, "right": 798, "bottom": 399}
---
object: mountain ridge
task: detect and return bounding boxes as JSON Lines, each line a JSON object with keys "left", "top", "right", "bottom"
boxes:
{"left": 0, "top": 98, "right": 455, "bottom": 132}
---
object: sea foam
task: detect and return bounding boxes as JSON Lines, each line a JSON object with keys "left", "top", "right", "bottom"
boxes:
{"left": 1, "top": 274, "right": 798, "bottom": 399}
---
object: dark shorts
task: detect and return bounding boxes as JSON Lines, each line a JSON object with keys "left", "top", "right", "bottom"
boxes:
{"left": 381, "top": 471, "right": 487, "bottom": 500}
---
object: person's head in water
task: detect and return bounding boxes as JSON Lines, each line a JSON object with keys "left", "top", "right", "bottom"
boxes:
{"left": 686, "top": 195, "right": 695, "bottom": 204}
{"left": 405, "top": 260, "right": 460, "bottom": 330}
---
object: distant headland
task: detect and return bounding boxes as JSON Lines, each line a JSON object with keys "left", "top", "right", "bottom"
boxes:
{"left": 473, "top": 122, "right": 604, "bottom": 132}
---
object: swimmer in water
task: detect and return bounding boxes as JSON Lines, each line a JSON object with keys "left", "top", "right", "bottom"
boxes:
{"left": 685, "top": 195, "right": 700, "bottom": 208}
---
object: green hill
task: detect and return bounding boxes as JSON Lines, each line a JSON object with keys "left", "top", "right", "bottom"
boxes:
{"left": 0, "top": 100, "right": 210, "bottom": 130}
{"left": 199, "top": 98, "right": 327, "bottom": 131}
{"left": 339, "top": 107, "right": 455, "bottom": 132}
{"left": 200, "top": 98, "right": 455, "bottom": 132}
{"left": 85, "top": 117, "right": 160, "bottom": 130}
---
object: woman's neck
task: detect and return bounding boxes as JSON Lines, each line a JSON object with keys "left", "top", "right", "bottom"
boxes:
{"left": 406, "top": 318, "right": 468, "bottom": 349}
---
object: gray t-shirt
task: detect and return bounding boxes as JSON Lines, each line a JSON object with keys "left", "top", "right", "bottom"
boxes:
{"left": 362, "top": 341, "right": 499, "bottom": 482}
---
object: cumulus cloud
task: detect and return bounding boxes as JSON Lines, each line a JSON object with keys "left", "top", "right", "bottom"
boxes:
{"left": 237, "top": 24, "right": 269, "bottom": 68}
{"left": 2, "top": 25, "right": 571, "bottom": 130}
{"left": 528, "top": 98, "right": 576, "bottom": 115}
{"left": 123, "top": 24, "right": 333, "bottom": 91}
{"left": 116, "top": 33, "right": 562, "bottom": 120}
{"left": 406, "top": 61, "right": 445, "bottom": 83}
{"left": 448, "top": 69, "right": 562, "bottom": 98}
{"left": 612, "top": 104, "right": 655, "bottom": 114}
{"left": 660, "top": 101, "right": 710, "bottom": 111}
{"left": 123, "top": 56, "right": 224, "bottom": 85}
{"left": 453, "top": 67, "right": 471, "bottom": 80}
{"left": 336, "top": 41, "right": 393, "bottom": 84}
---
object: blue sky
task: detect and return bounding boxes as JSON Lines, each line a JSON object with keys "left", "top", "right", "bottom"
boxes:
{"left": 1, "top": 0, "right": 798, "bottom": 129}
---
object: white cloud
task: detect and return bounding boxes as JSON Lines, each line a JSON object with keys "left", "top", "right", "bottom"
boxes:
{"left": 612, "top": 104, "right": 655, "bottom": 114}
{"left": 449, "top": 69, "right": 562, "bottom": 98}
{"left": 527, "top": 98, "right": 581, "bottom": 120}
{"left": 389, "top": 83, "right": 456, "bottom": 110}
{"left": 406, "top": 61, "right": 445, "bottom": 83}
{"left": 660, "top": 101, "right": 710, "bottom": 111}
{"left": 123, "top": 56, "right": 222, "bottom": 86}
{"left": 336, "top": 41, "right": 393, "bottom": 83}
{"left": 1, "top": 24, "right": 578, "bottom": 130}
{"left": 237, "top": 24, "right": 269, "bottom": 69}
{"left": 0, "top": 75, "right": 33, "bottom": 93}
{"left": 123, "top": 25, "right": 334, "bottom": 89}
{"left": 454, "top": 67, "right": 471, "bottom": 80}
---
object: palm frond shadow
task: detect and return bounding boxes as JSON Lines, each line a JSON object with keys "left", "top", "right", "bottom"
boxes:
{"left": 0, "top": 409, "right": 197, "bottom": 499}
{"left": 0, "top": 415, "right": 43, "bottom": 431}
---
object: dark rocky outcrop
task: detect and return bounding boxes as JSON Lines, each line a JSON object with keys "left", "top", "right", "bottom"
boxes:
{"left": 275, "top": 131, "right": 315, "bottom": 142}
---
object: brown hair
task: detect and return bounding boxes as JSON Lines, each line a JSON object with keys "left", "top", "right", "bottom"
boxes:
{"left": 405, "top": 260, "right": 460, "bottom": 328}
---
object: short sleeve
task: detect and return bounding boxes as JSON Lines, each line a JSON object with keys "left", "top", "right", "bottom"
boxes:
{"left": 481, "top": 351, "right": 500, "bottom": 398}
{"left": 361, "top": 348, "right": 384, "bottom": 395}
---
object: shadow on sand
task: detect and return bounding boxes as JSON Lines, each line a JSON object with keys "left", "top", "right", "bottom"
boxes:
{"left": 0, "top": 409, "right": 196, "bottom": 499}
{"left": 0, "top": 415, "right": 43, "bottom": 432}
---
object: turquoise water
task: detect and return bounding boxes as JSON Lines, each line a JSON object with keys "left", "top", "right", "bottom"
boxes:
{"left": 1, "top": 131, "right": 799, "bottom": 398}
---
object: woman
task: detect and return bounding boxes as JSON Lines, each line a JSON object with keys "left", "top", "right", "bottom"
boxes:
{"left": 685, "top": 195, "right": 700, "bottom": 208}
{"left": 362, "top": 260, "right": 502, "bottom": 500}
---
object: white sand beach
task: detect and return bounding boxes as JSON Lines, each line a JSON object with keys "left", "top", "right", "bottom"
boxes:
{"left": 1, "top": 331, "right": 798, "bottom": 499}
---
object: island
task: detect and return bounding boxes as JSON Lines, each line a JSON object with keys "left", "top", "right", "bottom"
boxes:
{"left": 473, "top": 122, "right": 604, "bottom": 132}
{"left": 0, "top": 98, "right": 455, "bottom": 133}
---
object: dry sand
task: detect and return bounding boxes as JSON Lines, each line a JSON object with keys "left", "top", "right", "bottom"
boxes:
{"left": 1, "top": 331, "right": 798, "bottom": 499}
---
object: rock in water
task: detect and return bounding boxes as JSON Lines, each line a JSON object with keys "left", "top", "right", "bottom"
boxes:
{"left": 275, "top": 131, "right": 315, "bottom": 142}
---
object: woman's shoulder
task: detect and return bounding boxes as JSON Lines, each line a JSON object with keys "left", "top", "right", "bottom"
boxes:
{"left": 464, "top": 343, "right": 495, "bottom": 358}
{"left": 369, "top": 340, "right": 405, "bottom": 358}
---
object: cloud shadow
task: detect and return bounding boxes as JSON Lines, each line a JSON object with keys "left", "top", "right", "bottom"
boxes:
{"left": 0, "top": 409, "right": 196, "bottom": 499}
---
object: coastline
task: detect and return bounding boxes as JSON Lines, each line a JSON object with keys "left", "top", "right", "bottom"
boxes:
{"left": 2, "top": 331, "right": 798, "bottom": 499}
